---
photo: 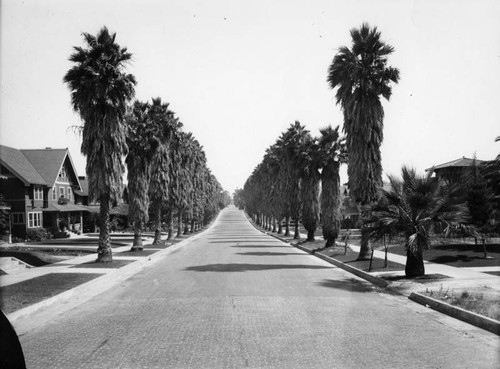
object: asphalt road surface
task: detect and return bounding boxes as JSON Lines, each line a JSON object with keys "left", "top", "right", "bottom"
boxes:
{"left": 19, "top": 206, "right": 499, "bottom": 368}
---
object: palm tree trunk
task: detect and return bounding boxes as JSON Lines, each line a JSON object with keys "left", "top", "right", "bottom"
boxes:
{"left": 301, "top": 175, "right": 320, "bottom": 242}
{"left": 176, "top": 208, "right": 183, "bottom": 237}
{"left": 284, "top": 216, "right": 290, "bottom": 236}
{"left": 131, "top": 219, "right": 144, "bottom": 251}
{"left": 166, "top": 208, "right": 174, "bottom": 240}
{"left": 293, "top": 218, "right": 300, "bottom": 239}
{"left": 152, "top": 202, "right": 162, "bottom": 245}
{"left": 97, "top": 193, "right": 112, "bottom": 262}
{"left": 405, "top": 241, "right": 425, "bottom": 278}
{"left": 277, "top": 218, "right": 283, "bottom": 234}
{"left": 321, "top": 161, "right": 341, "bottom": 248}
{"left": 357, "top": 206, "right": 373, "bottom": 260}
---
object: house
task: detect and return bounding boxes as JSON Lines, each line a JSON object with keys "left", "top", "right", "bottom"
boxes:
{"left": 425, "top": 156, "right": 484, "bottom": 184}
{"left": 0, "top": 145, "right": 88, "bottom": 238}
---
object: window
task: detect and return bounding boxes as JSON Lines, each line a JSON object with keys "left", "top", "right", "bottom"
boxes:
{"left": 28, "top": 212, "right": 42, "bottom": 228}
{"left": 67, "top": 187, "right": 72, "bottom": 201}
{"left": 52, "top": 187, "right": 57, "bottom": 200}
{"left": 58, "top": 166, "right": 68, "bottom": 182}
{"left": 34, "top": 185, "right": 43, "bottom": 200}
{"left": 12, "top": 213, "right": 25, "bottom": 224}
{"left": 59, "top": 187, "right": 65, "bottom": 198}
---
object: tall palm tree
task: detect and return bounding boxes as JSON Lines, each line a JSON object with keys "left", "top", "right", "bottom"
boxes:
{"left": 64, "top": 27, "right": 136, "bottom": 262}
{"left": 146, "top": 98, "right": 177, "bottom": 244}
{"left": 367, "top": 167, "right": 468, "bottom": 277}
{"left": 126, "top": 100, "right": 155, "bottom": 250}
{"left": 317, "top": 125, "right": 347, "bottom": 248}
{"left": 280, "top": 121, "right": 309, "bottom": 239}
{"left": 297, "top": 135, "right": 321, "bottom": 242}
{"left": 327, "top": 23, "right": 400, "bottom": 260}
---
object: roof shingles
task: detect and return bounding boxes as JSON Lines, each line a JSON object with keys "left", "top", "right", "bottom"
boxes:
{"left": 0, "top": 145, "right": 46, "bottom": 185}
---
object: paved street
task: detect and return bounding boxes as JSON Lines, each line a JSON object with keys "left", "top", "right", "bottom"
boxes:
{"left": 19, "top": 207, "right": 499, "bottom": 368}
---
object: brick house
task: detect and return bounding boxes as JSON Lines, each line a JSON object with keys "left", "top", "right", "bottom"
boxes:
{"left": 0, "top": 145, "right": 88, "bottom": 238}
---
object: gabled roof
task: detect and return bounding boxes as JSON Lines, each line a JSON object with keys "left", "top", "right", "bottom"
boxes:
{"left": 425, "top": 157, "right": 484, "bottom": 172}
{"left": 21, "top": 148, "right": 67, "bottom": 187}
{"left": 0, "top": 145, "right": 46, "bottom": 185}
{"left": 0, "top": 145, "right": 82, "bottom": 188}
{"left": 74, "top": 177, "right": 88, "bottom": 196}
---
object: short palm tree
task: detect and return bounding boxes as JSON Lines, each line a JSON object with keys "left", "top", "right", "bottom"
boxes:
{"left": 327, "top": 23, "right": 400, "bottom": 260}
{"left": 367, "top": 167, "right": 468, "bottom": 277}
{"left": 64, "top": 27, "right": 136, "bottom": 262}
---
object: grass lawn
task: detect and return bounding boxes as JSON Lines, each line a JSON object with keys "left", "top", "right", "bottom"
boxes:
{"left": 0, "top": 249, "right": 94, "bottom": 267}
{"left": 424, "top": 286, "right": 500, "bottom": 321}
{"left": 295, "top": 239, "right": 405, "bottom": 273}
{"left": 0, "top": 273, "right": 101, "bottom": 314}
{"left": 386, "top": 243, "right": 500, "bottom": 268}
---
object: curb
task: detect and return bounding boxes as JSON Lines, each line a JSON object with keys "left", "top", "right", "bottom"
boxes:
{"left": 409, "top": 292, "right": 500, "bottom": 335}
{"left": 247, "top": 218, "right": 500, "bottom": 336}
{"left": 8, "top": 224, "right": 213, "bottom": 334}
{"left": 294, "top": 244, "right": 389, "bottom": 288}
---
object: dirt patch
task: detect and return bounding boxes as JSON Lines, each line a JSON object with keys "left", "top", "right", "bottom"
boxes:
{"left": 72, "top": 259, "right": 134, "bottom": 268}
{"left": 381, "top": 274, "right": 450, "bottom": 282}
{"left": 118, "top": 249, "right": 159, "bottom": 257}
{"left": 0, "top": 273, "right": 101, "bottom": 314}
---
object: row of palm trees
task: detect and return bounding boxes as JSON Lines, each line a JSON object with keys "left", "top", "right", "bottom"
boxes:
{"left": 240, "top": 23, "right": 499, "bottom": 278}
{"left": 64, "top": 27, "right": 229, "bottom": 262}
{"left": 241, "top": 121, "right": 346, "bottom": 248}
{"left": 126, "top": 97, "right": 229, "bottom": 251}
{"left": 241, "top": 23, "right": 400, "bottom": 261}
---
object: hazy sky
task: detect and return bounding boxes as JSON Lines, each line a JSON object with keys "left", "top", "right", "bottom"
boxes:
{"left": 1, "top": 0, "right": 499, "bottom": 193}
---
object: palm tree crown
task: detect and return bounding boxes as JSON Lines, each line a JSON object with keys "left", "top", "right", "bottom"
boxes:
{"left": 63, "top": 26, "right": 136, "bottom": 261}
{"left": 327, "top": 22, "right": 399, "bottom": 205}
{"left": 64, "top": 26, "right": 136, "bottom": 202}
{"left": 368, "top": 167, "right": 468, "bottom": 277}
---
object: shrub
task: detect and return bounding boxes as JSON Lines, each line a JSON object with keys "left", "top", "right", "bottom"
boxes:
{"left": 26, "top": 228, "right": 53, "bottom": 242}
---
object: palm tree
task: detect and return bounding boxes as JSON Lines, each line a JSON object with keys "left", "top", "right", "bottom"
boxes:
{"left": 280, "top": 122, "right": 310, "bottom": 239}
{"left": 367, "top": 167, "right": 468, "bottom": 277}
{"left": 327, "top": 23, "right": 400, "bottom": 260}
{"left": 317, "top": 125, "right": 347, "bottom": 248}
{"left": 147, "top": 98, "right": 177, "bottom": 245}
{"left": 64, "top": 27, "right": 136, "bottom": 262}
{"left": 297, "top": 135, "right": 321, "bottom": 242}
{"left": 126, "top": 100, "right": 153, "bottom": 250}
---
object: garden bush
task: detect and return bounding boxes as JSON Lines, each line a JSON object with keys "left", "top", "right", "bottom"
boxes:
{"left": 26, "top": 228, "right": 53, "bottom": 242}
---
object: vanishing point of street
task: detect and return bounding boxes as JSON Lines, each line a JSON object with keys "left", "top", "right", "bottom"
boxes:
{"left": 19, "top": 207, "right": 498, "bottom": 368}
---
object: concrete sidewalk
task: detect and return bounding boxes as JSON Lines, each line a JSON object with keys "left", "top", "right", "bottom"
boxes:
{"left": 348, "top": 243, "right": 500, "bottom": 296}
{"left": 0, "top": 231, "right": 210, "bottom": 333}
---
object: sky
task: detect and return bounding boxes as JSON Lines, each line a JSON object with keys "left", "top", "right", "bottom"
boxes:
{"left": 1, "top": 0, "right": 499, "bottom": 194}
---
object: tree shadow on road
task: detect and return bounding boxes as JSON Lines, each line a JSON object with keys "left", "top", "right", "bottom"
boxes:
{"left": 230, "top": 245, "right": 290, "bottom": 248}
{"left": 185, "top": 263, "right": 332, "bottom": 272}
{"left": 209, "top": 240, "right": 280, "bottom": 244}
{"left": 236, "top": 252, "right": 306, "bottom": 256}
{"left": 316, "top": 279, "right": 375, "bottom": 293}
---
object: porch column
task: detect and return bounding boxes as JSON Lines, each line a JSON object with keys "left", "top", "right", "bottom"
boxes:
{"left": 80, "top": 211, "right": 83, "bottom": 234}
